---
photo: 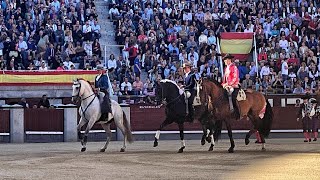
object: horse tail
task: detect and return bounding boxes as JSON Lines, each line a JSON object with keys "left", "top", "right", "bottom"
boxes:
{"left": 123, "top": 111, "right": 134, "bottom": 143}
{"left": 259, "top": 100, "right": 273, "bottom": 138}
{"left": 213, "top": 119, "right": 223, "bottom": 141}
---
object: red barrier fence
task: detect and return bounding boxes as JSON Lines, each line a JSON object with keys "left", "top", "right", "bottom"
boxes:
{"left": 0, "top": 104, "right": 303, "bottom": 134}
{"left": 24, "top": 109, "right": 64, "bottom": 132}
{"left": 0, "top": 110, "right": 10, "bottom": 133}
{"left": 130, "top": 105, "right": 301, "bottom": 131}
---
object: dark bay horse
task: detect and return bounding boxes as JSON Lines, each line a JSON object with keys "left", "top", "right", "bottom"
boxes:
{"left": 154, "top": 79, "right": 215, "bottom": 153}
{"left": 196, "top": 78, "right": 273, "bottom": 152}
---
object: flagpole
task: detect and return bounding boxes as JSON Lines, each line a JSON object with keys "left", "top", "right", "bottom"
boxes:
{"left": 216, "top": 37, "right": 224, "bottom": 78}
{"left": 253, "top": 32, "right": 259, "bottom": 78}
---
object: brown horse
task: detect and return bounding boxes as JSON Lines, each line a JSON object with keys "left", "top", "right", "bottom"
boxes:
{"left": 196, "top": 78, "right": 273, "bottom": 151}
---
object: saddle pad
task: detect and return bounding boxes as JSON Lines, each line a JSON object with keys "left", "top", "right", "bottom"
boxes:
{"left": 237, "top": 89, "right": 246, "bottom": 101}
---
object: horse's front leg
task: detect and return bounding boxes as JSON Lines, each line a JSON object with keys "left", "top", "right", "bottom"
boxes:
{"left": 77, "top": 117, "right": 87, "bottom": 143}
{"left": 81, "top": 117, "right": 96, "bottom": 152}
{"left": 200, "top": 117, "right": 207, "bottom": 146}
{"left": 178, "top": 123, "right": 185, "bottom": 153}
{"left": 208, "top": 126, "right": 215, "bottom": 151}
{"left": 154, "top": 119, "right": 171, "bottom": 147}
{"left": 245, "top": 129, "right": 256, "bottom": 145}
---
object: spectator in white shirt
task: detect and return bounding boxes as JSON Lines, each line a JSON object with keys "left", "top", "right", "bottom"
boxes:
{"left": 109, "top": 6, "right": 120, "bottom": 20}
{"left": 83, "top": 21, "right": 92, "bottom": 41}
{"left": 281, "top": 59, "right": 289, "bottom": 80}
{"left": 63, "top": 57, "right": 75, "bottom": 70}
{"left": 121, "top": 77, "right": 132, "bottom": 91}
{"left": 198, "top": 32, "right": 208, "bottom": 45}
{"left": 39, "top": 61, "right": 48, "bottom": 71}
{"left": 279, "top": 35, "right": 289, "bottom": 50}
{"left": 107, "top": 54, "right": 117, "bottom": 69}
{"left": 260, "top": 62, "right": 270, "bottom": 78}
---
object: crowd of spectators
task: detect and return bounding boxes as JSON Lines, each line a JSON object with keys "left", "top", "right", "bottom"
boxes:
{"left": 4, "top": 0, "right": 320, "bottom": 97}
{"left": 104, "top": 0, "right": 320, "bottom": 97}
{"left": 0, "top": 0, "right": 102, "bottom": 71}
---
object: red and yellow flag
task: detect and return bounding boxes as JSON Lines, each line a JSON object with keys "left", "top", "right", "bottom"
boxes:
{"left": 220, "top": 32, "right": 254, "bottom": 61}
{"left": 0, "top": 71, "right": 98, "bottom": 86}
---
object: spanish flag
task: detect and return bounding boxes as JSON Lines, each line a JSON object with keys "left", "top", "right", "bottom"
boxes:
{"left": 220, "top": 32, "right": 254, "bottom": 61}
{"left": 0, "top": 71, "right": 98, "bottom": 86}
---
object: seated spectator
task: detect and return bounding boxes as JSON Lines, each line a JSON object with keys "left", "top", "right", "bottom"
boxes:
{"left": 38, "top": 95, "right": 50, "bottom": 108}
{"left": 121, "top": 77, "right": 132, "bottom": 91}
{"left": 39, "top": 61, "right": 48, "bottom": 71}
{"left": 18, "top": 98, "right": 29, "bottom": 108}
{"left": 27, "top": 62, "right": 37, "bottom": 70}
{"left": 84, "top": 40, "right": 93, "bottom": 57}
{"left": 57, "top": 63, "right": 65, "bottom": 71}
{"left": 122, "top": 86, "right": 132, "bottom": 96}
{"left": 293, "top": 83, "right": 305, "bottom": 94}
{"left": 132, "top": 77, "right": 143, "bottom": 95}
{"left": 242, "top": 74, "right": 253, "bottom": 91}
{"left": 63, "top": 57, "right": 75, "bottom": 70}
{"left": 92, "top": 39, "right": 101, "bottom": 57}
{"left": 107, "top": 54, "right": 117, "bottom": 69}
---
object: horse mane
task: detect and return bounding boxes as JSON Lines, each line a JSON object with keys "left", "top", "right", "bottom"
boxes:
{"left": 204, "top": 78, "right": 229, "bottom": 99}
{"left": 160, "top": 79, "right": 181, "bottom": 90}
{"left": 78, "top": 79, "right": 95, "bottom": 93}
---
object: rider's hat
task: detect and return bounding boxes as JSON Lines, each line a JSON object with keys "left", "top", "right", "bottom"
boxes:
{"left": 96, "top": 66, "right": 105, "bottom": 70}
{"left": 223, "top": 54, "right": 235, "bottom": 60}
{"left": 182, "top": 61, "right": 192, "bottom": 68}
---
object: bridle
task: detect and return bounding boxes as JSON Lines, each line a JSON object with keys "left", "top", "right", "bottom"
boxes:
{"left": 157, "top": 82, "right": 182, "bottom": 106}
{"left": 72, "top": 80, "right": 96, "bottom": 121}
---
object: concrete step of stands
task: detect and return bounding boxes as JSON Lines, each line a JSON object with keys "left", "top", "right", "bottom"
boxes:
{"left": 95, "top": 0, "right": 120, "bottom": 59}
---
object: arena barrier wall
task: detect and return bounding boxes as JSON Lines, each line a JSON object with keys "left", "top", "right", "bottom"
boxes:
{"left": 0, "top": 100, "right": 309, "bottom": 143}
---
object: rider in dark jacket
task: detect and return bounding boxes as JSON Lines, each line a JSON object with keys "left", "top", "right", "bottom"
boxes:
{"left": 95, "top": 66, "right": 113, "bottom": 121}
{"left": 183, "top": 61, "right": 196, "bottom": 122}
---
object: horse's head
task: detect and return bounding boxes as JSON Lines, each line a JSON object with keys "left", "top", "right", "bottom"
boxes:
{"left": 154, "top": 80, "right": 180, "bottom": 106}
{"left": 71, "top": 79, "right": 84, "bottom": 103}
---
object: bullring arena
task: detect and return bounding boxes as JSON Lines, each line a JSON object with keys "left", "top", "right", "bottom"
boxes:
{"left": 1, "top": 72, "right": 320, "bottom": 180}
{"left": 0, "top": 139, "right": 320, "bottom": 180}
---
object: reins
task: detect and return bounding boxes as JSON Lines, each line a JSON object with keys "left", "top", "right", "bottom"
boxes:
{"left": 73, "top": 80, "right": 97, "bottom": 122}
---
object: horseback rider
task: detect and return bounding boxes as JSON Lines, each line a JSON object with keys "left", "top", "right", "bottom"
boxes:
{"left": 221, "top": 54, "right": 240, "bottom": 118}
{"left": 183, "top": 61, "right": 196, "bottom": 122}
{"left": 95, "top": 66, "right": 113, "bottom": 121}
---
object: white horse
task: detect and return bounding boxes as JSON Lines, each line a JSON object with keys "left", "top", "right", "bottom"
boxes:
{"left": 71, "top": 79, "right": 133, "bottom": 152}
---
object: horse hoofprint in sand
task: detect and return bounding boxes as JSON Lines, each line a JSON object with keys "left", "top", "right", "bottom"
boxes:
{"left": 71, "top": 79, "right": 133, "bottom": 152}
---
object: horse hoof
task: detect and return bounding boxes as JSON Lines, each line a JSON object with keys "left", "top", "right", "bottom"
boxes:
{"left": 206, "top": 136, "right": 212, "bottom": 143}
{"left": 153, "top": 141, "right": 158, "bottom": 147}
{"left": 208, "top": 144, "right": 214, "bottom": 151}
{"left": 201, "top": 139, "right": 205, "bottom": 146}
{"left": 245, "top": 139, "right": 250, "bottom": 145}
{"left": 100, "top": 149, "right": 106, "bottom": 152}
{"left": 81, "top": 147, "right": 86, "bottom": 152}
{"left": 120, "top": 148, "right": 125, "bottom": 152}
{"left": 261, "top": 148, "right": 266, "bottom": 152}
{"left": 228, "top": 148, "right": 234, "bottom": 153}
{"left": 177, "top": 146, "right": 185, "bottom": 153}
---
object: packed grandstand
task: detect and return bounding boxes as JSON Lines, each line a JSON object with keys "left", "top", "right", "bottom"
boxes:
{"left": 0, "top": 0, "right": 320, "bottom": 96}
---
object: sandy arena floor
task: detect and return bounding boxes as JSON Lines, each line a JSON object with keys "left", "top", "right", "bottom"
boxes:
{"left": 0, "top": 138, "right": 319, "bottom": 180}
